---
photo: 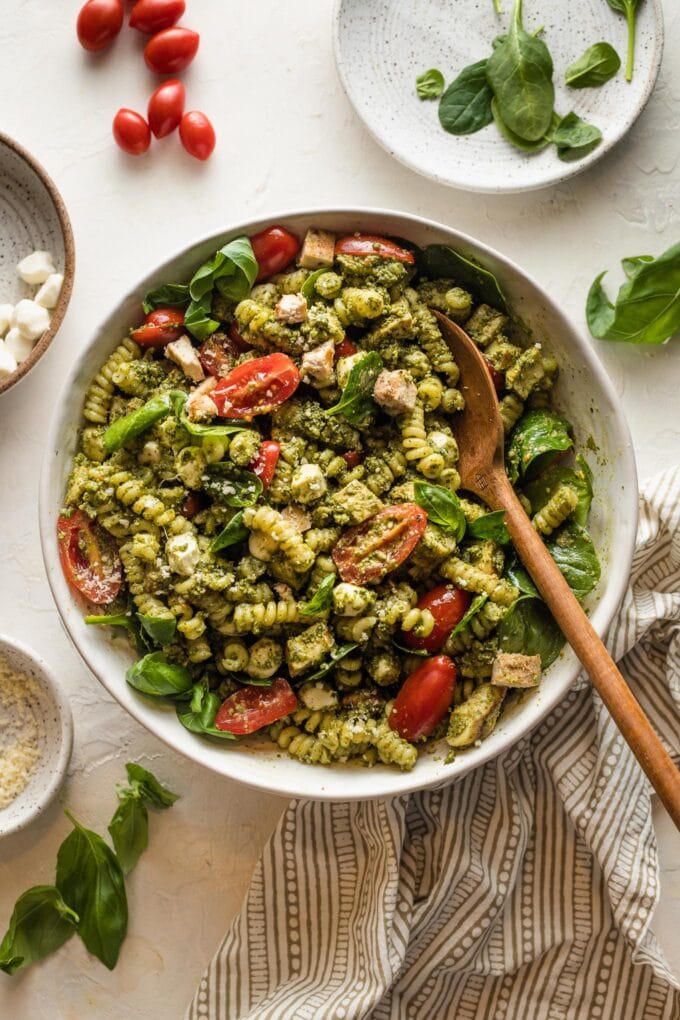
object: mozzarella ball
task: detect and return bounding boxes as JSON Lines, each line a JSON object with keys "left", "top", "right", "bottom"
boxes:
{"left": 0, "top": 341, "right": 18, "bottom": 381}
{"left": 17, "top": 251, "right": 56, "bottom": 285}
{"left": 12, "top": 300, "right": 50, "bottom": 340}
{"left": 35, "top": 273, "right": 64, "bottom": 309}
{"left": 291, "top": 463, "right": 327, "bottom": 504}
{"left": 165, "top": 533, "right": 200, "bottom": 577}
{"left": 0, "top": 304, "right": 14, "bottom": 337}
{"left": 4, "top": 327, "right": 34, "bottom": 364}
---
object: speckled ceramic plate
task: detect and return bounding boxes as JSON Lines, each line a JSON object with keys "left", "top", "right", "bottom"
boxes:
{"left": 333, "top": 0, "right": 664, "bottom": 192}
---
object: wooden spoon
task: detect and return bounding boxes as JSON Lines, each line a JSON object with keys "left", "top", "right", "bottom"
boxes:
{"left": 433, "top": 310, "right": 680, "bottom": 830}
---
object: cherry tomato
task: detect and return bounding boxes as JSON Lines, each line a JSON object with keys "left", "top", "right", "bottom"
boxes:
{"left": 484, "top": 357, "right": 504, "bottom": 394}
{"left": 215, "top": 677, "right": 297, "bottom": 735}
{"left": 334, "top": 234, "right": 415, "bottom": 265}
{"left": 144, "top": 27, "right": 199, "bottom": 74}
{"left": 249, "top": 441, "right": 280, "bottom": 490}
{"left": 77, "top": 0, "right": 124, "bottom": 52}
{"left": 228, "top": 322, "right": 251, "bottom": 352}
{"left": 404, "top": 584, "right": 472, "bottom": 653}
{"left": 182, "top": 492, "right": 207, "bottom": 519}
{"left": 335, "top": 337, "right": 358, "bottom": 360}
{"left": 180, "top": 111, "right": 216, "bottom": 161}
{"left": 197, "top": 333, "right": 241, "bottom": 378}
{"left": 212, "top": 353, "right": 300, "bottom": 419}
{"left": 129, "top": 0, "right": 185, "bottom": 34}
{"left": 342, "top": 451, "right": 362, "bottom": 469}
{"left": 113, "top": 109, "right": 151, "bottom": 156}
{"left": 251, "top": 226, "right": 301, "bottom": 282}
{"left": 332, "top": 504, "right": 427, "bottom": 585}
{"left": 131, "top": 306, "right": 185, "bottom": 346}
{"left": 58, "top": 510, "right": 123, "bottom": 605}
{"left": 148, "top": 78, "right": 185, "bottom": 139}
{"left": 389, "top": 656, "right": 457, "bottom": 743}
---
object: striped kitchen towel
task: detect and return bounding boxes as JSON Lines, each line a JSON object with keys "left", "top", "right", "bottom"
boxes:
{"left": 187, "top": 469, "right": 680, "bottom": 1020}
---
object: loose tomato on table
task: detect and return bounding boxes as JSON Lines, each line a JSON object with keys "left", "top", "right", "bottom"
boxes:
{"left": 144, "top": 27, "right": 199, "bottom": 74}
{"left": 404, "top": 584, "right": 472, "bottom": 653}
{"left": 215, "top": 677, "right": 297, "bottom": 735}
{"left": 332, "top": 504, "right": 427, "bottom": 585}
{"left": 249, "top": 441, "right": 280, "bottom": 490}
{"left": 251, "top": 227, "right": 301, "bottom": 282}
{"left": 129, "top": 0, "right": 186, "bottom": 34}
{"left": 131, "top": 306, "right": 185, "bottom": 346}
{"left": 211, "top": 353, "right": 300, "bottom": 419}
{"left": 113, "top": 109, "right": 151, "bottom": 156}
{"left": 58, "top": 510, "right": 122, "bottom": 605}
{"left": 389, "top": 656, "right": 457, "bottom": 743}
{"left": 148, "top": 79, "right": 185, "bottom": 139}
{"left": 334, "top": 235, "right": 415, "bottom": 264}
{"left": 179, "top": 111, "right": 216, "bottom": 161}
{"left": 77, "top": 0, "right": 124, "bottom": 52}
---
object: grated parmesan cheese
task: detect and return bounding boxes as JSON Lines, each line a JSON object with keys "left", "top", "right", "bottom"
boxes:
{"left": 0, "top": 654, "right": 45, "bottom": 810}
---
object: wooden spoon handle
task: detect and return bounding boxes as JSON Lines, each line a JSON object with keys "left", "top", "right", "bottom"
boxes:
{"left": 486, "top": 473, "right": 680, "bottom": 830}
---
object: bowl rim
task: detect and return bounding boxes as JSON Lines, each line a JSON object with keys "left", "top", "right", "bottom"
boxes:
{"left": 39, "top": 206, "right": 638, "bottom": 801}
{"left": 0, "top": 633, "right": 74, "bottom": 837}
{"left": 0, "top": 131, "right": 76, "bottom": 396}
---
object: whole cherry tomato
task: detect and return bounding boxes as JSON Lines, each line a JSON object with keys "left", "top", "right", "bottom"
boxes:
{"left": 332, "top": 504, "right": 427, "bottom": 585}
{"left": 483, "top": 357, "right": 504, "bottom": 394}
{"left": 148, "top": 78, "right": 185, "bottom": 139}
{"left": 144, "top": 27, "right": 200, "bottom": 74}
{"left": 342, "top": 450, "right": 362, "bottom": 469}
{"left": 335, "top": 337, "right": 358, "bottom": 360}
{"left": 129, "top": 0, "right": 186, "bottom": 34}
{"left": 113, "top": 109, "right": 151, "bottom": 156}
{"left": 389, "top": 656, "right": 457, "bottom": 743}
{"left": 251, "top": 226, "right": 301, "bottom": 282}
{"left": 180, "top": 111, "right": 216, "bottom": 161}
{"left": 335, "top": 234, "right": 415, "bottom": 264}
{"left": 215, "top": 677, "right": 298, "bottom": 735}
{"left": 58, "top": 510, "right": 123, "bottom": 604}
{"left": 77, "top": 0, "right": 124, "bottom": 52}
{"left": 131, "top": 306, "right": 185, "bottom": 346}
{"left": 211, "top": 353, "right": 300, "bottom": 419}
{"left": 249, "top": 441, "right": 281, "bottom": 490}
{"left": 403, "top": 584, "right": 472, "bottom": 653}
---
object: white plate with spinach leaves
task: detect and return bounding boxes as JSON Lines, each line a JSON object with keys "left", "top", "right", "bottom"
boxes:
{"left": 333, "top": 0, "right": 663, "bottom": 192}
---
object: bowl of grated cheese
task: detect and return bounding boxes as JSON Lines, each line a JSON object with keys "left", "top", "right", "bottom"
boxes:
{"left": 0, "top": 636, "right": 73, "bottom": 838}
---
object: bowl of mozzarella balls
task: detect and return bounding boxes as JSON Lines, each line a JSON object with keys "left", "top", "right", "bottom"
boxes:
{"left": 0, "top": 133, "right": 74, "bottom": 395}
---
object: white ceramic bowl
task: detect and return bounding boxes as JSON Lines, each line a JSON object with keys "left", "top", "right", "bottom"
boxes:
{"left": 39, "top": 209, "right": 638, "bottom": 801}
{"left": 0, "top": 635, "right": 73, "bottom": 836}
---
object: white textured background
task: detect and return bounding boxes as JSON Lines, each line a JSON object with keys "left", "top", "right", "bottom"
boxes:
{"left": 0, "top": 2, "right": 679, "bottom": 1017}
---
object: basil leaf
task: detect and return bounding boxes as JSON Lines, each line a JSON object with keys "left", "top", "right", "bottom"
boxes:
{"left": 108, "top": 793, "right": 148, "bottom": 876}
{"left": 326, "top": 351, "right": 383, "bottom": 424}
{"left": 496, "top": 596, "right": 564, "bottom": 667}
{"left": 417, "top": 243, "right": 508, "bottom": 312}
{"left": 137, "top": 614, "right": 176, "bottom": 647}
{"left": 523, "top": 456, "right": 593, "bottom": 527}
{"left": 202, "top": 463, "right": 263, "bottom": 508}
{"left": 300, "top": 573, "right": 335, "bottom": 616}
{"left": 606, "top": 0, "right": 641, "bottom": 81}
{"left": 413, "top": 481, "right": 466, "bottom": 542}
{"left": 546, "top": 522, "right": 601, "bottom": 600}
{"left": 467, "top": 510, "right": 510, "bottom": 543}
{"left": 506, "top": 409, "right": 573, "bottom": 483}
{"left": 586, "top": 241, "right": 680, "bottom": 345}
{"left": 492, "top": 98, "right": 558, "bottom": 152}
{"left": 505, "top": 553, "right": 541, "bottom": 597}
{"left": 438, "top": 60, "right": 493, "bottom": 134}
{"left": 56, "top": 813, "right": 128, "bottom": 971}
{"left": 553, "top": 112, "right": 602, "bottom": 162}
{"left": 565, "top": 41, "right": 621, "bottom": 87}
{"left": 486, "top": 0, "right": 555, "bottom": 142}
{"left": 190, "top": 236, "right": 258, "bottom": 304}
{"left": 102, "top": 394, "right": 172, "bottom": 454}
{"left": 184, "top": 292, "right": 220, "bottom": 342}
{"left": 126, "top": 652, "right": 193, "bottom": 699}
{"left": 621, "top": 254, "right": 654, "bottom": 280}
{"left": 124, "top": 763, "right": 179, "bottom": 808}
{"left": 176, "top": 683, "right": 237, "bottom": 740}
{"left": 0, "top": 886, "right": 78, "bottom": 976}
{"left": 450, "top": 593, "right": 488, "bottom": 637}
{"left": 304, "top": 643, "right": 359, "bottom": 683}
{"left": 210, "top": 510, "right": 248, "bottom": 553}
{"left": 416, "top": 68, "right": 445, "bottom": 100}
{"left": 301, "top": 268, "right": 332, "bottom": 301}
{"left": 142, "top": 283, "right": 190, "bottom": 315}
{"left": 169, "top": 390, "right": 252, "bottom": 439}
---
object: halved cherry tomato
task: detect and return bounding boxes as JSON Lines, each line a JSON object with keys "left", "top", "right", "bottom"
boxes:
{"left": 335, "top": 235, "right": 415, "bottom": 265}
{"left": 180, "top": 111, "right": 216, "bottom": 161}
{"left": 148, "top": 78, "right": 185, "bottom": 139}
{"left": 404, "top": 584, "right": 472, "bottom": 653}
{"left": 228, "top": 322, "right": 251, "bottom": 352}
{"left": 131, "top": 307, "right": 185, "bottom": 347}
{"left": 144, "top": 27, "right": 199, "bottom": 74}
{"left": 483, "top": 357, "right": 504, "bottom": 394}
{"left": 197, "top": 332, "right": 241, "bottom": 378}
{"left": 113, "top": 109, "right": 151, "bottom": 156}
{"left": 332, "top": 504, "right": 427, "bottom": 585}
{"left": 249, "top": 441, "right": 280, "bottom": 490}
{"left": 389, "top": 656, "right": 457, "bottom": 743}
{"left": 335, "top": 337, "right": 358, "bottom": 360}
{"left": 251, "top": 227, "right": 301, "bottom": 282}
{"left": 212, "top": 353, "right": 300, "bottom": 419}
{"left": 58, "top": 510, "right": 122, "bottom": 605}
{"left": 130, "top": 0, "right": 185, "bottom": 34}
{"left": 77, "top": 0, "right": 124, "bottom": 52}
{"left": 342, "top": 451, "right": 362, "bottom": 469}
{"left": 182, "top": 492, "right": 207, "bottom": 519}
{"left": 215, "top": 677, "right": 297, "bottom": 735}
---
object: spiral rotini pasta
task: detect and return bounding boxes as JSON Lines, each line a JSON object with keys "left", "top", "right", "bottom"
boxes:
{"left": 532, "top": 484, "right": 579, "bottom": 536}
{"left": 83, "top": 337, "right": 141, "bottom": 424}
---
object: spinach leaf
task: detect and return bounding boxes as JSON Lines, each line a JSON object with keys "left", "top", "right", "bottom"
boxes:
{"left": 492, "top": 97, "right": 557, "bottom": 152}
{"left": 546, "top": 522, "right": 601, "bottom": 600}
{"left": 565, "top": 42, "right": 621, "bottom": 87}
{"left": 486, "top": 0, "right": 555, "bottom": 142}
{"left": 450, "top": 593, "right": 488, "bottom": 637}
{"left": 304, "top": 644, "right": 359, "bottom": 683}
{"left": 523, "top": 456, "right": 593, "bottom": 527}
{"left": 56, "top": 813, "right": 128, "bottom": 971}
{"left": 416, "top": 68, "right": 445, "bottom": 100}
{"left": 621, "top": 254, "right": 654, "bottom": 280}
{"left": 438, "top": 60, "right": 494, "bottom": 135}
{"left": 142, "top": 283, "right": 190, "bottom": 315}
{"left": 102, "top": 393, "right": 173, "bottom": 454}
{"left": 497, "top": 596, "right": 564, "bottom": 667}
{"left": 301, "top": 268, "right": 332, "bottom": 301}
{"left": 552, "top": 112, "right": 602, "bottom": 162}
{"left": 176, "top": 683, "right": 237, "bottom": 740}
{"left": 300, "top": 573, "right": 335, "bottom": 616}
{"left": 0, "top": 887, "right": 78, "bottom": 976}
{"left": 506, "top": 409, "right": 573, "bottom": 483}
{"left": 326, "top": 351, "right": 383, "bottom": 424}
{"left": 417, "top": 244, "right": 508, "bottom": 312}
{"left": 169, "top": 390, "right": 252, "bottom": 439}
{"left": 124, "top": 762, "right": 180, "bottom": 808}
{"left": 210, "top": 510, "right": 248, "bottom": 553}
{"left": 108, "top": 793, "right": 148, "bottom": 876}
{"left": 467, "top": 510, "right": 510, "bottom": 543}
{"left": 606, "top": 0, "right": 642, "bottom": 81}
{"left": 137, "top": 614, "right": 176, "bottom": 647}
{"left": 586, "top": 242, "right": 680, "bottom": 345}
{"left": 413, "top": 481, "right": 466, "bottom": 542}
{"left": 202, "top": 463, "right": 263, "bottom": 508}
{"left": 505, "top": 552, "right": 540, "bottom": 597}
{"left": 126, "top": 653, "right": 193, "bottom": 699}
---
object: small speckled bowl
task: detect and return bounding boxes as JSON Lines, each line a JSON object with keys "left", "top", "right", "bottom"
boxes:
{"left": 0, "top": 133, "right": 75, "bottom": 395}
{"left": 0, "top": 635, "right": 73, "bottom": 838}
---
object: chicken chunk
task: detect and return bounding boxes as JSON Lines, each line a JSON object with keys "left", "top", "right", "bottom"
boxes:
{"left": 186, "top": 377, "right": 218, "bottom": 421}
{"left": 299, "top": 228, "right": 336, "bottom": 269}
{"left": 166, "top": 335, "right": 205, "bottom": 383}
{"left": 491, "top": 652, "right": 542, "bottom": 689}
{"left": 274, "top": 293, "right": 308, "bottom": 324}
{"left": 373, "top": 369, "right": 417, "bottom": 416}
{"left": 300, "top": 340, "right": 335, "bottom": 387}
